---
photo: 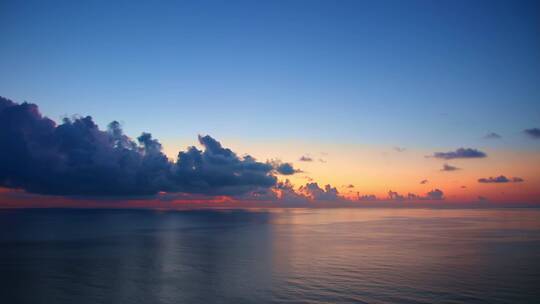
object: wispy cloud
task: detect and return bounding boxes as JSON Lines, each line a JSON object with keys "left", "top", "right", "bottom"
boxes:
{"left": 299, "top": 155, "right": 313, "bottom": 162}
{"left": 357, "top": 194, "right": 377, "bottom": 201}
{"left": 441, "top": 164, "right": 460, "bottom": 172}
{"left": 484, "top": 132, "right": 502, "bottom": 139}
{"left": 387, "top": 189, "right": 444, "bottom": 201}
{"left": 431, "top": 148, "right": 487, "bottom": 160}
{"left": 524, "top": 128, "right": 540, "bottom": 139}
{"left": 478, "top": 175, "right": 524, "bottom": 183}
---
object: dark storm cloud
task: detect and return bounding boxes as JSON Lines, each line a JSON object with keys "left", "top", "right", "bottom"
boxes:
{"left": 477, "top": 175, "right": 525, "bottom": 183}
{"left": 441, "top": 164, "right": 460, "bottom": 172}
{"left": 524, "top": 128, "right": 540, "bottom": 139}
{"left": 299, "top": 155, "right": 313, "bottom": 162}
{"left": 432, "top": 148, "right": 487, "bottom": 160}
{"left": 0, "top": 97, "right": 276, "bottom": 196}
{"left": 484, "top": 132, "right": 502, "bottom": 139}
{"left": 173, "top": 135, "right": 277, "bottom": 195}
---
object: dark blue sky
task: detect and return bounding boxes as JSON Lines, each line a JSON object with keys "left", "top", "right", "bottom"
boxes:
{"left": 1, "top": 0, "right": 539, "bottom": 149}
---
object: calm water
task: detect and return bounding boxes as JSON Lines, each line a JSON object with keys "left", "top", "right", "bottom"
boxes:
{"left": 1, "top": 208, "right": 539, "bottom": 304}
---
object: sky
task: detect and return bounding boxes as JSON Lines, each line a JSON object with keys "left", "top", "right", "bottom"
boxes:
{"left": 1, "top": 0, "right": 540, "bottom": 207}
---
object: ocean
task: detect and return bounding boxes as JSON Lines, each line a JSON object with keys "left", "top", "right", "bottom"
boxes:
{"left": 1, "top": 208, "right": 539, "bottom": 303}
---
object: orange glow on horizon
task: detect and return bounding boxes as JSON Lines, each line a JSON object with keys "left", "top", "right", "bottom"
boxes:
{"left": 158, "top": 137, "right": 540, "bottom": 204}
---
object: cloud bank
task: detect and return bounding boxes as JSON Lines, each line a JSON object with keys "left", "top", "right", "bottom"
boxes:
{"left": 0, "top": 96, "right": 464, "bottom": 205}
{"left": 0, "top": 97, "right": 277, "bottom": 196}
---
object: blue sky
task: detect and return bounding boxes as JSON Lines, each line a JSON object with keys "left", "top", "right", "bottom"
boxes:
{"left": 1, "top": 0, "right": 539, "bottom": 150}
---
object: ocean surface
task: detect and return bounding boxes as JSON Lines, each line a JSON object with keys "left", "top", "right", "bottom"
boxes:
{"left": 1, "top": 208, "right": 539, "bottom": 304}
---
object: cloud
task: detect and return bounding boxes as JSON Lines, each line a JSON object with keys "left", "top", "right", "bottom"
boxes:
{"left": 0, "top": 97, "right": 277, "bottom": 196}
{"left": 524, "top": 128, "right": 540, "bottom": 139}
{"left": 357, "top": 193, "right": 377, "bottom": 201}
{"left": 420, "top": 179, "right": 428, "bottom": 184}
{"left": 432, "top": 148, "right": 487, "bottom": 160}
{"left": 388, "top": 190, "right": 405, "bottom": 201}
{"left": 299, "top": 182, "right": 340, "bottom": 201}
{"left": 271, "top": 161, "right": 301, "bottom": 175}
{"left": 425, "top": 189, "right": 444, "bottom": 200}
{"left": 484, "top": 132, "right": 502, "bottom": 139}
{"left": 173, "top": 135, "right": 277, "bottom": 195}
{"left": 477, "top": 175, "right": 525, "bottom": 183}
{"left": 441, "top": 163, "right": 460, "bottom": 172}
{"left": 387, "top": 189, "right": 444, "bottom": 201}
{"left": 478, "top": 176, "right": 509, "bottom": 183}
{"left": 273, "top": 179, "right": 309, "bottom": 203}
{"left": 406, "top": 193, "right": 420, "bottom": 200}
{"left": 299, "top": 155, "right": 313, "bottom": 162}
{"left": 239, "top": 178, "right": 312, "bottom": 203}
{"left": 244, "top": 180, "right": 347, "bottom": 204}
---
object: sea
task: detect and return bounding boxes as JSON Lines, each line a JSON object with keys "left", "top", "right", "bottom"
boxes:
{"left": 1, "top": 208, "right": 539, "bottom": 303}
